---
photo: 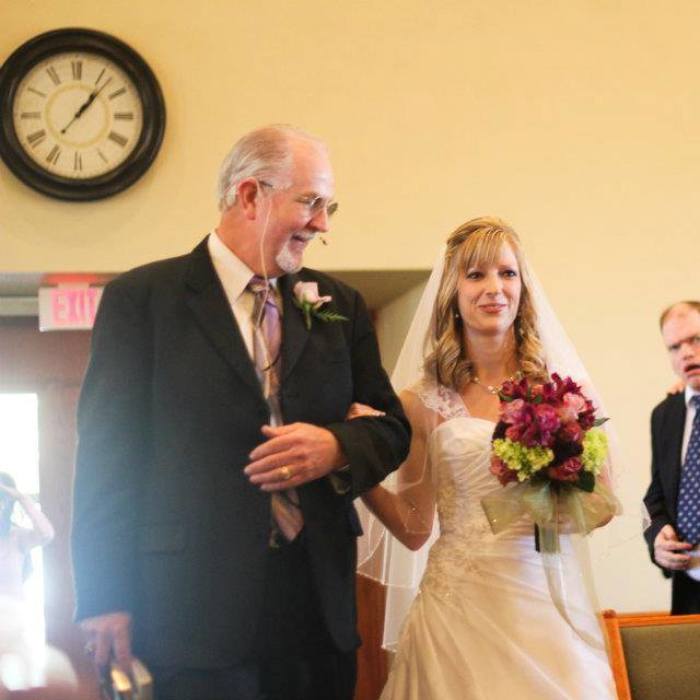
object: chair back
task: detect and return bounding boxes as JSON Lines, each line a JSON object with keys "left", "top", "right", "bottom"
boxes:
{"left": 603, "top": 610, "right": 700, "bottom": 700}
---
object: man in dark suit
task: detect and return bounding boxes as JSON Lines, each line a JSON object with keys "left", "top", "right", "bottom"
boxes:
{"left": 71, "top": 125, "right": 410, "bottom": 700}
{"left": 643, "top": 300, "right": 700, "bottom": 614}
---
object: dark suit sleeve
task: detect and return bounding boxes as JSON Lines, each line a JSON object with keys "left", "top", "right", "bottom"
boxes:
{"left": 643, "top": 403, "right": 672, "bottom": 572}
{"left": 71, "top": 279, "right": 151, "bottom": 620}
{"left": 325, "top": 290, "right": 410, "bottom": 498}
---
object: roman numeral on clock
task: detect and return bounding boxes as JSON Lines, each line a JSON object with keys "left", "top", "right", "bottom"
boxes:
{"left": 108, "top": 131, "right": 128, "bottom": 147}
{"left": 20, "top": 112, "right": 41, "bottom": 119}
{"left": 71, "top": 60, "right": 83, "bottom": 81}
{"left": 113, "top": 112, "right": 134, "bottom": 121}
{"left": 109, "top": 87, "right": 127, "bottom": 100}
{"left": 46, "top": 145, "right": 61, "bottom": 165}
{"left": 46, "top": 66, "right": 61, "bottom": 85}
{"left": 27, "top": 129, "right": 46, "bottom": 147}
{"left": 74, "top": 152, "right": 83, "bottom": 171}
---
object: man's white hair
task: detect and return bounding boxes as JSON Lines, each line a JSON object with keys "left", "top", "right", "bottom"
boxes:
{"left": 216, "top": 124, "right": 325, "bottom": 212}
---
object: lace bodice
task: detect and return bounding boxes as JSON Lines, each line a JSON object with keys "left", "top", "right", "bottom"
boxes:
{"left": 412, "top": 381, "right": 533, "bottom": 596}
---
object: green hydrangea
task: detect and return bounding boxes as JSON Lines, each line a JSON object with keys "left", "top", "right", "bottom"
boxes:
{"left": 493, "top": 438, "right": 554, "bottom": 481}
{"left": 582, "top": 428, "right": 608, "bottom": 475}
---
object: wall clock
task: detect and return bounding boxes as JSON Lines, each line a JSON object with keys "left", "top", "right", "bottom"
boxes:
{"left": 0, "top": 28, "right": 166, "bottom": 201}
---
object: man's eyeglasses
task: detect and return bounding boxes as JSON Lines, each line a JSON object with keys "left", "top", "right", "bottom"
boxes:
{"left": 259, "top": 180, "right": 338, "bottom": 218}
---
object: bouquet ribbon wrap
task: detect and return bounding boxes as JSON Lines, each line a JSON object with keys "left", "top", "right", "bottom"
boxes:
{"left": 481, "top": 479, "right": 619, "bottom": 647}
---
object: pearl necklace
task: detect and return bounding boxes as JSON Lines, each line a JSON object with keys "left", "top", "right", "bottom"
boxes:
{"left": 471, "top": 371, "right": 522, "bottom": 395}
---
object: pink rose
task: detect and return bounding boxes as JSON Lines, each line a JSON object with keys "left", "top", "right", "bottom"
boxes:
{"left": 558, "top": 392, "right": 587, "bottom": 422}
{"left": 490, "top": 456, "right": 517, "bottom": 486}
{"left": 293, "top": 281, "right": 332, "bottom": 309}
{"left": 547, "top": 457, "right": 583, "bottom": 482}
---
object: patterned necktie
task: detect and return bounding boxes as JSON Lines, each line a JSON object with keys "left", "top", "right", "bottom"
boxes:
{"left": 248, "top": 276, "right": 303, "bottom": 544}
{"left": 677, "top": 395, "right": 700, "bottom": 544}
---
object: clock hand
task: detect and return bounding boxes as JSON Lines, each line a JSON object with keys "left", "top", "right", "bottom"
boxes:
{"left": 60, "top": 77, "right": 113, "bottom": 135}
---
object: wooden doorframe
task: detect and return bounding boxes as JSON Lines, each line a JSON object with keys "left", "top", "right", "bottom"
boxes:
{"left": 0, "top": 317, "right": 98, "bottom": 698}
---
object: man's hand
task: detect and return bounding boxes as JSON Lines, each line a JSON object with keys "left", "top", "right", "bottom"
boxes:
{"left": 346, "top": 402, "right": 385, "bottom": 420}
{"left": 80, "top": 611, "right": 132, "bottom": 673}
{"left": 245, "top": 423, "right": 347, "bottom": 491}
{"left": 654, "top": 524, "right": 693, "bottom": 569}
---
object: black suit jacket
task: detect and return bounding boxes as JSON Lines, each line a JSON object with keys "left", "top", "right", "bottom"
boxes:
{"left": 71, "top": 238, "right": 410, "bottom": 668}
{"left": 642, "top": 392, "right": 700, "bottom": 611}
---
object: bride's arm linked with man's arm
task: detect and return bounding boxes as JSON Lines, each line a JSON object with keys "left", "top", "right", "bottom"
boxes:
{"left": 348, "top": 393, "right": 435, "bottom": 551}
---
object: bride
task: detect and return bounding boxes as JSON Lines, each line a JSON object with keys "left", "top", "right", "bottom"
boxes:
{"left": 354, "top": 217, "right": 617, "bottom": 700}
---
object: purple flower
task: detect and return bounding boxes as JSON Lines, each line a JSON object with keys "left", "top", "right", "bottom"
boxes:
{"left": 501, "top": 398, "right": 527, "bottom": 424}
{"left": 533, "top": 404, "right": 561, "bottom": 446}
{"left": 578, "top": 399, "right": 597, "bottom": 430}
{"left": 551, "top": 373, "right": 582, "bottom": 400}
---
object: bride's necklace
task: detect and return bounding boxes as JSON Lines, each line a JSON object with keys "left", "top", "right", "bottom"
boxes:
{"left": 471, "top": 370, "right": 523, "bottom": 396}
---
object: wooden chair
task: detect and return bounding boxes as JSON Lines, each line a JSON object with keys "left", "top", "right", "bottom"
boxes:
{"left": 603, "top": 609, "right": 700, "bottom": 700}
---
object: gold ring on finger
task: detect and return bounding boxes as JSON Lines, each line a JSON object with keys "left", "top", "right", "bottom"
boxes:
{"left": 279, "top": 466, "right": 292, "bottom": 481}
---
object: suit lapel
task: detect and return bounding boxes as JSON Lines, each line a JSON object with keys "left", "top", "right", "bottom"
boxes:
{"left": 664, "top": 393, "right": 687, "bottom": 507}
{"left": 184, "top": 238, "right": 262, "bottom": 394}
{"left": 279, "top": 273, "right": 310, "bottom": 381}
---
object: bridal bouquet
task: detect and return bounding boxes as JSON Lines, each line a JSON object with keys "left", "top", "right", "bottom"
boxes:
{"left": 481, "top": 373, "right": 617, "bottom": 551}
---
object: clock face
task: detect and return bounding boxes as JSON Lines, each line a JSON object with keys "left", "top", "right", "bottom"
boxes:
{"left": 12, "top": 52, "right": 144, "bottom": 180}
{"left": 0, "top": 28, "right": 165, "bottom": 201}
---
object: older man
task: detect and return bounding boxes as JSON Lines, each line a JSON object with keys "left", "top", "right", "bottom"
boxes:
{"left": 644, "top": 301, "right": 700, "bottom": 613}
{"left": 71, "top": 125, "right": 410, "bottom": 700}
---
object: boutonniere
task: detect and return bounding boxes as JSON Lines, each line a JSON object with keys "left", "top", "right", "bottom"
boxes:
{"left": 293, "top": 281, "right": 348, "bottom": 330}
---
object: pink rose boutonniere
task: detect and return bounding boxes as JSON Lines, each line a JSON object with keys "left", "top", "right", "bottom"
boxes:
{"left": 293, "top": 281, "right": 348, "bottom": 330}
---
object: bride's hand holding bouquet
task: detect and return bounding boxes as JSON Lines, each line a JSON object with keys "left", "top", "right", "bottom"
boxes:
{"left": 481, "top": 373, "right": 618, "bottom": 551}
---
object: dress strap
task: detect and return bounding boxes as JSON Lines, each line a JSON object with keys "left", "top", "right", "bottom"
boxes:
{"left": 412, "top": 377, "right": 469, "bottom": 421}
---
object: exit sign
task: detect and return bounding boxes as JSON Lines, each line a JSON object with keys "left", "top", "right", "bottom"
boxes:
{"left": 39, "top": 286, "right": 104, "bottom": 331}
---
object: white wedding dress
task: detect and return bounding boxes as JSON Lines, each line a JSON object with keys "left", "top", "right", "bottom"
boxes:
{"left": 379, "top": 384, "right": 615, "bottom": 700}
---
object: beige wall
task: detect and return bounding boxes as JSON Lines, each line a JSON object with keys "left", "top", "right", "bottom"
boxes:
{"left": 4, "top": 1, "right": 700, "bottom": 610}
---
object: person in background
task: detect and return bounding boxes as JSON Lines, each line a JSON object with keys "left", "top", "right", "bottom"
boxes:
{"left": 0, "top": 473, "right": 73, "bottom": 699}
{"left": 644, "top": 301, "right": 700, "bottom": 613}
{"left": 0, "top": 472, "right": 54, "bottom": 599}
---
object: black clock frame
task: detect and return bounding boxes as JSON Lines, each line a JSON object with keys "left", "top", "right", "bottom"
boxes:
{"left": 0, "top": 28, "right": 166, "bottom": 201}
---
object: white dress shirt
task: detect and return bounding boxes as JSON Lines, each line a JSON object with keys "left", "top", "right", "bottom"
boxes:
{"left": 207, "top": 230, "right": 279, "bottom": 361}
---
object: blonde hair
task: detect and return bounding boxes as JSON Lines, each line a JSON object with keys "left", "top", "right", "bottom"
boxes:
{"left": 424, "top": 216, "right": 547, "bottom": 391}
